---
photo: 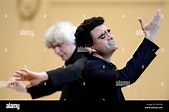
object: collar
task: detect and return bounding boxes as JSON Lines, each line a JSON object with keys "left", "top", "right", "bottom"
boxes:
{"left": 64, "top": 47, "right": 78, "bottom": 65}
{"left": 91, "top": 55, "right": 117, "bottom": 69}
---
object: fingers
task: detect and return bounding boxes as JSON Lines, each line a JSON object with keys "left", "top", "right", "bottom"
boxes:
{"left": 15, "top": 78, "right": 25, "bottom": 81}
{"left": 138, "top": 18, "right": 146, "bottom": 30}
{"left": 151, "top": 9, "right": 162, "bottom": 26}
{"left": 7, "top": 80, "right": 26, "bottom": 92}
{"left": 15, "top": 68, "right": 30, "bottom": 77}
{"left": 13, "top": 69, "right": 29, "bottom": 81}
{"left": 156, "top": 9, "right": 162, "bottom": 26}
{"left": 7, "top": 81, "right": 17, "bottom": 88}
{"left": 138, "top": 18, "right": 149, "bottom": 37}
{"left": 154, "top": 9, "right": 162, "bottom": 21}
{"left": 7, "top": 77, "right": 18, "bottom": 87}
{"left": 15, "top": 71, "right": 23, "bottom": 76}
{"left": 14, "top": 74, "right": 26, "bottom": 81}
{"left": 20, "top": 68, "right": 29, "bottom": 74}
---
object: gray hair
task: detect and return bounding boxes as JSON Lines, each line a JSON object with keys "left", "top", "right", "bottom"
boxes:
{"left": 44, "top": 21, "right": 76, "bottom": 48}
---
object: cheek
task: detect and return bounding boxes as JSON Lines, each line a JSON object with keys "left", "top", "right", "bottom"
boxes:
{"left": 62, "top": 48, "right": 71, "bottom": 57}
{"left": 94, "top": 42, "right": 110, "bottom": 53}
{"left": 59, "top": 46, "right": 66, "bottom": 53}
{"left": 95, "top": 41, "right": 107, "bottom": 47}
{"left": 94, "top": 44, "right": 104, "bottom": 52}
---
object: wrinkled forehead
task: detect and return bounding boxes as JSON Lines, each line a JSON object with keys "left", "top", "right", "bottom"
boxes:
{"left": 90, "top": 24, "right": 108, "bottom": 37}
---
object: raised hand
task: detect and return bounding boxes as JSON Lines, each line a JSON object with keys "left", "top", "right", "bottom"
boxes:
{"left": 138, "top": 9, "right": 162, "bottom": 42}
{"left": 14, "top": 68, "right": 48, "bottom": 86}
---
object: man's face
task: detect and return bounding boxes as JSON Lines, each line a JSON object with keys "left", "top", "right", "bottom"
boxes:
{"left": 90, "top": 24, "right": 118, "bottom": 55}
{"left": 51, "top": 42, "right": 76, "bottom": 61}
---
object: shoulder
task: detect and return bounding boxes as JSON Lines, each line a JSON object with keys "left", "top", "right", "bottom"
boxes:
{"left": 85, "top": 57, "right": 104, "bottom": 70}
{"left": 74, "top": 52, "right": 88, "bottom": 61}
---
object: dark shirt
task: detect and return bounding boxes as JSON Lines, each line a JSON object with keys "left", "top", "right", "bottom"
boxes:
{"left": 78, "top": 38, "right": 159, "bottom": 101}
{"left": 27, "top": 47, "right": 88, "bottom": 100}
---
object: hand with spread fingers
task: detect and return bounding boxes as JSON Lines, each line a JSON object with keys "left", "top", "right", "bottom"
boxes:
{"left": 138, "top": 9, "right": 162, "bottom": 42}
{"left": 14, "top": 68, "right": 48, "bottom": 87}
{"left": 6, "top": 77, "right": 26, "bottom": 92}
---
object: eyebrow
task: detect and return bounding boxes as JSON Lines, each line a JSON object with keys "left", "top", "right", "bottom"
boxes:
{"left": 51, "top": 43, "right": 63, "bottom": 48}
{"left": 98, "top": 30, "right": 106, "bottom": 39}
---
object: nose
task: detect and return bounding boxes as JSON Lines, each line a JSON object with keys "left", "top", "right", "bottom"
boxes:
{"left": 54, "top": 47, "right": 60, "bottom": 54}
{"left": 107, "top": 33, "right": 113, "bottom": 40}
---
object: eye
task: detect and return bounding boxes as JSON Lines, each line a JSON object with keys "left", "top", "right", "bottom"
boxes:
{"left": 51, "top": 45, "right": 57, "bottom": 49}
{"left": 57, "top": 44, "right": 61, "bottom": 47}
{"left": 100, "top": 31, "right": 106, "bottom": 39}
{"left": 100, "top": 35, "right": 106, "bottom": 39}
{"left": 107, "top": 29, "right": 111, "bottom": 34}
{"left": 57, "top": 43, "right": 63, "bottom": 47}
{"left": 100, "top": 36, "right": 105, "bottom": 39}
{"left": 51, "top": 43, "right": 63, "bottom": 49}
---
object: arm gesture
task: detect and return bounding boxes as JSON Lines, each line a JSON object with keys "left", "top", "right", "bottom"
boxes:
{"left": 138, "top": 9, "right": 162, "bottom": 42}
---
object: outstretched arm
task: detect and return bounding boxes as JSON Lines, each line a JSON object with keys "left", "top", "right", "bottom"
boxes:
{"left": 14, "top": 68, "right": 48, "bottom": 88}
{"left": 82, "top": 9, "right": 161, "bottom": 86}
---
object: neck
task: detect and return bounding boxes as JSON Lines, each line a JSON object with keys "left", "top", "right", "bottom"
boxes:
{"left": 93, "top": 51, "right": 114, "bottom": 62}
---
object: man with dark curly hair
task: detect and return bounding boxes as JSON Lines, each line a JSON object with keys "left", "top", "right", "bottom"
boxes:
{"left": 75, "top": 9, "right": 162, "bottom": 101}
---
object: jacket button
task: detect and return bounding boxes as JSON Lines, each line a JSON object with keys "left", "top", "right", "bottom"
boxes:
{"left": 142, "top": 65, "right": 144, "bottom": 69}
{"left": 152, "top": 49, "right": 155, "bottom": 52}
{"left": 44, "top": 82, "right": 46, "bottom": 86}
{"left": 83, "top": 82, "right": 85, "bottom": 86}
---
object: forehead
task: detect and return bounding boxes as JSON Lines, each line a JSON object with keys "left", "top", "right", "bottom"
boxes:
{"left": 52, "top": 39, "right": 63, "bottom": 44}
{"left": 51, "top": 41, "right": 63, "bottom": 46}
{"left": 91, "top": 25, "right": 108, "bottom": 37}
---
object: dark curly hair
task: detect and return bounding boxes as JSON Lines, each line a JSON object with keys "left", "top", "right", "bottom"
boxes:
{"left": 75, "top": 16, "right": 104, "bottom": 47}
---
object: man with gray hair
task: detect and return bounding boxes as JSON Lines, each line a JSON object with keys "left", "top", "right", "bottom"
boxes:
{"left": 9, "top": 21, "right": 88, "bottom": 100}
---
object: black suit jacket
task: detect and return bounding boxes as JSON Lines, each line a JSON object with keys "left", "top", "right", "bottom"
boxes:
{"left": 78, "top": 38, "right": 159, "bottom": 101}
{"left": 27, "top": 47, "right": 88, "bottom": 100}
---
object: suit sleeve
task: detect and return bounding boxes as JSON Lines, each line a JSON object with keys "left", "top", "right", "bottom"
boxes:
{"left": 27, "top": 80, "right": 62, "bottom": 99}
{"left": 47, "top": 57, "right": 87, "bottom": 86}
{"left": 27, "top": 56, "right": 87, "bottom": 99}
{"left": 84, "top": 38, "right": 159, "bottom": 86}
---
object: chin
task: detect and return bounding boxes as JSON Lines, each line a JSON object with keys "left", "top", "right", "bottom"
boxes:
{"left": 112, "top": 46, "right": 118, "bottom": 51}
{"left": 115, "top": 47, "right": 118, "bottom": 50}
{"left": 61, "top": 56, "right": 66, "bottom": 61}
{"left": 63, "top": 57, "right": 70, "bottom": 61}
{"left": 62, "top": 58, "right": 67, "bottom": 61}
